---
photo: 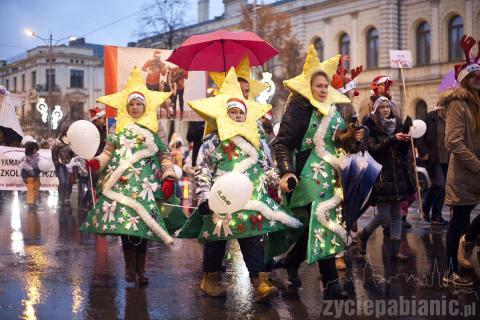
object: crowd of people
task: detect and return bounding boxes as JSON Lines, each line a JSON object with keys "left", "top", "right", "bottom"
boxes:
{"left": 11, "top": 35, "right": 480, "bottom": 303}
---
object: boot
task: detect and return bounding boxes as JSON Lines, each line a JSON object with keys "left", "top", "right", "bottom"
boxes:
{"left": 335, "top": 257, "right": 347, "bottom": 270}
{"left": 286, "top": 266, "right": 302, "bottom": 289}
{"left": 458, "top": 235, "right": 474, "bottom": 269}
{"left": 123, "top": 248, "right": 136, "bottom": 283}
{"left": 323, "top": 280, "right": 349, "bottom": 300}
{"left": 356, "top": 229, "right": 369, "bottom": 255}
{"left": 392, "top": 239, "right": 409, "bottom": 262}
{"left": 200, "top": 272, "right": 226, "bottom": 297}
{"left": 252, "top": 272, "right": 278, "bottom": 302}
{"left": 136, "top": 252, "right": 149, "bottom": 285}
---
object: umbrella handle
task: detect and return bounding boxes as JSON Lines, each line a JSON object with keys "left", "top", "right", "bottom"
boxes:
{"left": 221, "top": 39, "right": 227, "bottom": 75}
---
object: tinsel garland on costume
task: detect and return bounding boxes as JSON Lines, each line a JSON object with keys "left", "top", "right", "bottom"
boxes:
{"left": 312, "top": 105, "right": 347, "bottom": 244}
{"left": 229, "top": 135, "right": 302, "bottom": 228}
{"left": 101, "top": 124, "right": 174, "bottom": 245}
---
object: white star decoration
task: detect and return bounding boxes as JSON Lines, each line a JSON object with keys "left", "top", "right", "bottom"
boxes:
{"left": 322, "top": 182, "right": 329, "bottom": 190}
{"left": 132, "top": 186, "right": 138, "bottom": 193}
{"left": 117, "top": 217, "right": 125, "bottom": 224}
{"left": 266, "top": 198, "right": 272, "bottom": 205}
{"left": 84, "top": 222, "right": 90, "bottom": 227}
{"left": 102, "top": 224, "right": 108, "bottom": 231}
{"left": 95, "top": 222, "right": 100, "bottom": 228}
{"left": 269, "top": 221, "right": 276, "bottom": 227}
{"left": 253, "top": 167, "right": 258, "bottom": 174}
{"left": 149, "top": 203, "right": 156, "bottom": 210}
{"left": 237, "top": 212, "right": 244, "bottom": 220}
{"left": 203, "top": 231, "right": 210, "bottom": 239}
{"left": 272, "top": 204, "right": 279, "bottom": 211}
{"left": 305, "top": 138, "right": 313, "bottom": 145}
{"left": 147, "top": 230, "right": 153, "bottom": 237}
{"left": 140, "top": 160, "right": 146, "bottom": 166}
{"left": 110, "top": 225, "right": 116, "bottom": 231}
{"left": 215, "top": 153, "right": 223, "bottom": 161}
{"left": 125, "top": 185, "right": 131, "bottom": 191}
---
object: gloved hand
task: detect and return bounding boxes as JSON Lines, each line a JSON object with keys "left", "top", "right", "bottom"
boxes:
{"left": 86, "top": 159, "right": 100, "bottom": 171}
{"left": 198, "top": 201, "right": 211, "bottom": 216}
{"left": 161, "top": 178, "right": 175, "bottom": 201}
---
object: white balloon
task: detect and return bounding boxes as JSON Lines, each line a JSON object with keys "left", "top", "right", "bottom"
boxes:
{"left": 410, "top": 119, "right": 427, "bottom": 139}
{"left": 208, "top": 172, "right": 253, "bottom": 214}
{"left": 273, "top": 123, "right": 280, "bottom": 136}
{"left": 67, "top": 120, "right": 100, "bottom": 159}
{"left": 21, "top": 135, "right": 35, "bottom": 146}
{"left": 174, "top": 165, "right": 183, "bottom": 180}
{"left": 38, "top": 158, "right": 53, "bottom": 172}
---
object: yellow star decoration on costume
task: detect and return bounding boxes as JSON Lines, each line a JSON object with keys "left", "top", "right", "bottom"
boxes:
{"left": 96, "top": 66, "right": 172, "bottom": 133}
{"left": 188, "top": 67, "right": 270, "bottom": 149}
{"left": 208, "top": 56, "right": 269, "bottom": 101}
{"left": 283, "top": 45, "right": 350, "bottom": 115}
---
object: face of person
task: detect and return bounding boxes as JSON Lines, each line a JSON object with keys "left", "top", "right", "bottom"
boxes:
{"left": 227, "top": 107, "right": 246, "bottom": 123}
{"left": 467, "top": 70, "right": 480, "bottom": 91}
{"left": 311, "top": 74, "right": 329, "bottom": 102}
{"left": 239, "top": 81, "right": 250, "bottom": 100}
{"left": 94, "top": 117, "right": 105, "bottom": 126}
{"left": 127, "top": 99, "right": 146, "bottom": 119}
{"left": 378, "top": 101, "right": 391, "bottom": 118}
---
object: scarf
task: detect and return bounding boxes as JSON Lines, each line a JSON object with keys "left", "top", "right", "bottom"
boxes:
{"left": 380, "top": 116, "right": 397, "bottom": 134}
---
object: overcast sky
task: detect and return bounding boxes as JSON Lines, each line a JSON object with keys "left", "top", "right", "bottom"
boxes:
{"left": 0, "top": 0, "right": 228, "bottom": 60}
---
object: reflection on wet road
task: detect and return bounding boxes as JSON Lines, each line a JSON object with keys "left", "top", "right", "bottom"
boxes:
{"left": 0, "top": 191, "right": 478, "bottom": 319}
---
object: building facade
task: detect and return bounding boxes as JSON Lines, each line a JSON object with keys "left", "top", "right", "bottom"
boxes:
{"left": 136, "top": 0, "right": 480, "bottom": 120}
{"left": 0, "top": 38, "right": 104, "bottom": 137}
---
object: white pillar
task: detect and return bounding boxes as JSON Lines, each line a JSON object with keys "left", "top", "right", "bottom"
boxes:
{"left": 430, "top": 0, "right": 439, "bottom": 64}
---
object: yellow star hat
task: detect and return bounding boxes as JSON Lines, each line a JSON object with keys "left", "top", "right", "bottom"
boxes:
{"left": 283, "top": 45, "right": 350, "bottom": 115}
{"left": 188, "top": 67, "right": 270, "bottom": 149}
{"left": 96, "top": 66, "right": 173, "bottom": 133}
{"left": 208, "top": 56, "right": 269, "bottom": 101}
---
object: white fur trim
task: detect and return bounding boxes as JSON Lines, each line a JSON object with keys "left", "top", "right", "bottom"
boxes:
{"left": 338, "top": 80, "right": 357, "bottom": 94}
{"left": 102, "top": 124, "right": 174, "bottom": 245}
{"left": 231, "top": 136, "right": 258, "bottom": 174}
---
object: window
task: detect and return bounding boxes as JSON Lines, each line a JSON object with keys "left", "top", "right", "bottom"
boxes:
{"left": 366, "top": 28, "right": 379, "bottom": 68}
{"left": 339, "top": 33, "right": 350, "bottom": 70}
{"left": 31, "top": 71, "right": 36, "bottom": 89}
{"left": 70, "top": 102, "right": 84, "bottom": 121}
{"left": 415, "top": 100, "right": 428, "bottom": 120}
{"left": 314, "top": 38, "right": 324, "bottom": 61}
{"left": 416, "top": 21, "right": 431, "bottom": 65}
{"left": 448, "top": 15, "right": 464, "bottom": 61}
{"left": 5, "top": 79, "right": 9, "bottom": 90}
{"left": 13, "top": 77, "right": 17, "bottom": 92}
{"left": 46, "top": 69, "right": 55, "bottom": 89}
{"left": 21, "top": 74, "right": 25, "bottom": 92}
{"left": 70, "top": 70, "right": 84, "bottom": 88}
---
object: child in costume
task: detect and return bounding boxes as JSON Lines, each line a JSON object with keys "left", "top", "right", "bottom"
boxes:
{"left": 271, "top": 45, "right": 352, "bottom": 299}
{"left": 178, "top": 68, "right": 301, "bottom": 302}
{"left": 80, "top": 67, "right": 180, "bottom": 285}
{"left": 21, "top": 141, "right": 41, "bottom": 208}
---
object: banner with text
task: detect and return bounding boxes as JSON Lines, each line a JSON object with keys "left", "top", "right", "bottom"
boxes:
{"left": 0, "top": 146, "right": 58, "bottom": 190}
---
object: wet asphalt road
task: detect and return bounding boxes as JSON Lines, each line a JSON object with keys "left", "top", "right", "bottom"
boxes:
{"left": 0, "top": 190, "right": 479, "bottom": 320}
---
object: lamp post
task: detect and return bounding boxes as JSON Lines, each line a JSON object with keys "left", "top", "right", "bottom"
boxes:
{"left": 24, "top": 28, "right": 75, "bottom": 136}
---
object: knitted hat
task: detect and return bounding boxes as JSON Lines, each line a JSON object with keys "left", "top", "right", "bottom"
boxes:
{"left": 127, "top": 91, "right": 146, "bottom": 105}
{"left": 454, "top": 35, "right": 480, "bottom": 83}
{"left": 371, "top": 96, "right": 391, "bottom": 114}
{"left": 226, "top": 97, "right": 247, "bottom": 114}
{"left": 331, "top": 56, "right": 363, "bottom": 97}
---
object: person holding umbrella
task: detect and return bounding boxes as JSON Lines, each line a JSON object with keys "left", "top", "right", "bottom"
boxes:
{"left": 271, "top": 45, "right": 352, "bottom": 299}
{"left": 356, "top": 96, "right": 413, "bottom": 262}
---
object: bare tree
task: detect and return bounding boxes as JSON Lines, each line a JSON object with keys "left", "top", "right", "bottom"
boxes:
{"left": 240, "top": 4, "right": 305, "bottom": 111}
{"left": 137, "top": 0, "right": 190, "bottom": 49}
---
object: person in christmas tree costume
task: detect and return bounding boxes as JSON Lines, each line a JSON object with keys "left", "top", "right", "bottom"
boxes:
{"left": 80, "top": 67, "right": 181, "bottom": 285}
{"left": 270, "top": 45, "right": 352, "bottom": 299}
{"left": 178, "top": 68, "right": 302, "bottom": 302}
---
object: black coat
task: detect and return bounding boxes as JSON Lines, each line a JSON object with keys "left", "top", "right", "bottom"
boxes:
{"left": 273, "top": 94, "right": 315, "bottom": 177}
{"left": 416, "top": 110, "right": 448, "bottom": 166}
{"left": 364, "top": 114, "right": 414, "bottom": 203}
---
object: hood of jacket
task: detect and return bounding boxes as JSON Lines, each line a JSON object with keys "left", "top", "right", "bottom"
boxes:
{"left": 442, "top": 87, "right": 480, "bottom": 110}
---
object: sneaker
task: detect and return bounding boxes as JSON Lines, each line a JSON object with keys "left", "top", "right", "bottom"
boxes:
{"left": 442, "top": 272, "right": 473, "bottom": 287}
{"left": 431, "top": 217, "right": 449, "bottom": 226}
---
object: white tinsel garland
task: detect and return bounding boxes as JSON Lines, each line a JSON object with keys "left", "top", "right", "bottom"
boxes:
{"left": 102, "top": 124, "right": 174, "bottom": 245}
{"left": 231, "top": 135, "right": 302, "bottom": 228}
{"left": 314, "top": 188, "right": 347, "bottom": 244}
{"left": 312, "top": 105, "right": 346, "bottom": 244}
{"left": 245, "top": 200, "right": 302, "bottom": 228}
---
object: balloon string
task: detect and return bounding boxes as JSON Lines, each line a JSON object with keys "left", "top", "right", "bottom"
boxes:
{"left": 89, "top": 168, "right": 96, "bottom": 204}
{"left": 163, "top": 203, "right": 198, "bottom": 210}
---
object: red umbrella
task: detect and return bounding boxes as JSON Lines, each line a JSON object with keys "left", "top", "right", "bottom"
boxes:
{"left": 167, "top": 29, "right": 279, "bottom": 71}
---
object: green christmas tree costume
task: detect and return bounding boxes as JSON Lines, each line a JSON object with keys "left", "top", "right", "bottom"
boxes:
{"left": 266, "top": 106, "right": 348, "bottom": 264}
{"left": 178, "top": 135, "right": 301, "bottom": 242}
{"left": 80, "top": 123, "right": 186, "bottom": 244}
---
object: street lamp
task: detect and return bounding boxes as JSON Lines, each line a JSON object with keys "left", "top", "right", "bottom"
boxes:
{"left": 24, "top": 28, "right": 74, "bottom": 136}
